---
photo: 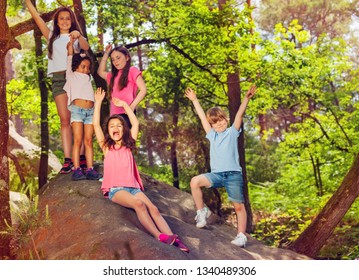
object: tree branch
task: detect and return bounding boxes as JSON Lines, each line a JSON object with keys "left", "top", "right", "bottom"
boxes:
{"left": 10, "top": 11, "right": 56, "bottom": 38}
{"left": 303, "top": 113, "right": 349, "bottom": 152}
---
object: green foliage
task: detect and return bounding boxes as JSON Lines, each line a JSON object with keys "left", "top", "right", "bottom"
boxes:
{"left": 252, "top": 209, "right": 312, "bottom": 247}
{"left": 319, "top": 225, "right": 359, "bottom": 260}
{"left": 1, "top": 192, "right": 50, "bottom": 260}
{"left": 138, "top": 165, "right": 174, "bottom": 186}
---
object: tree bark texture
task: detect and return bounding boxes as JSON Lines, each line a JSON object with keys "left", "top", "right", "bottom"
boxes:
{"left": 0, "top": 0, "right": 13, "bottom": 259}
{"left": 33, "top": 21, "right": 49, "bottom": 190}
{"left": 227, "top": 72, "right": 254, "bottom": 233}
{"left": 288, "top": 153, "right": 359, "bottom": 258}
{"left": 0, "top": 0, "right": 55, "bottom": 258}
{"left": 170, "top": 93, "right": 180, "bottom": 189}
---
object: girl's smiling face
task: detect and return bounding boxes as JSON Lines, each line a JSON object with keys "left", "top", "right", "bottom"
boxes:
{"left": 57, "top": 11, "right": 72, "bottom": 33}
{"left": 108, "top": 118, "right": 124, "bottom": 142}
{"left": 110, "top": 50, "right": 129, "bottom": 70}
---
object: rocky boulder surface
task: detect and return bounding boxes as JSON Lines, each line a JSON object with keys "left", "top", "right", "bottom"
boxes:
{"left": 18, "top": 170, "right": 310, "bottom": 260}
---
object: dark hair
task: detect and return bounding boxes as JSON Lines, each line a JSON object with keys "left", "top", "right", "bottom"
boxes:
{"left": 103, "top": 114, "right": 136, "bottom": 150}
{"left": 72, "top": 52, "right": 93, "bottom": 73}
{"left": 108, "top": 46, "right": 131, "bottom": 94}
{"left": 48, "top": 7, "right": 80, "bottom": 59}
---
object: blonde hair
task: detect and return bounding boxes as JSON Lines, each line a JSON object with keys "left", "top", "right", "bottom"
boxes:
{"left": 206, "top": 107, "right": 229, "bottom": 125}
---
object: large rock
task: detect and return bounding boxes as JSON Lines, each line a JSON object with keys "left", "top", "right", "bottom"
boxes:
{"left": 17, "top": 171, "right": 310, "bottom": 260}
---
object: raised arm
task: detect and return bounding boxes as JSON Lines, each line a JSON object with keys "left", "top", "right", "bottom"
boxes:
{"left": 93, "top": 88, "right": 106, "bottom": 151}
{"left": 185, "top": 88, "right": 212, "bottom": 134}
{"left": 129, "top": 75, "right": 147, "bottom": 111}
{"left": 233, "top": 84, "right": 256, "bottom": 131}
{"left": 25, "top": 0, "right": 50, "bottom": 39}
{"left": 97, "top": 44, "right": 112, "bottom": 80}
{"left": 112, "top": 98, "right": 139, "bottom": 140}
{"left": 69, "top": 30, "right": 90, "bottom": 51}
{"left": 65, "top": 40, "right": 74, "bottom": 77}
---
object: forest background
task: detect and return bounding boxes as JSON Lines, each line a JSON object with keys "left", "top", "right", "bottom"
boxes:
{"left": 2, "top": 0, "right": 359, "bottom": 260}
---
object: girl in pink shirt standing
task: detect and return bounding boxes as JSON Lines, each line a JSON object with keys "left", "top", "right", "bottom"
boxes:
{"left": 97, "top": 45, "right": 147, "bottom": 127}
{"left": 93, "top": 88, "right": 189, "bottom": 253}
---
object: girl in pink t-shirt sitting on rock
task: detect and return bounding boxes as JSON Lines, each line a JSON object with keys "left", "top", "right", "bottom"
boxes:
{"left": 97, "top": 45, "right": 147, "bottom": 127}
{"left": 93, "top": 88, "right": 189, "bottom": 253}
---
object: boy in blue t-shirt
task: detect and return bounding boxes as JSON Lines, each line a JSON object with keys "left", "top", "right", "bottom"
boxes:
{"left": 185, "top": 85, "right": 256, "bottom": 247}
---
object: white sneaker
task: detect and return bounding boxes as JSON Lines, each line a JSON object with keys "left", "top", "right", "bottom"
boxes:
{"left": 231, "top": 232, "right": 247, "bottom": 247}
{"left": 195, "top": 207, "right": 211, "bottom": 228}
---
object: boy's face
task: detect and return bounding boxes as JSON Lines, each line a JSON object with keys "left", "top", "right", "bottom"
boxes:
{"left": 211, "top": 118, "right": 228, "bottom": 132}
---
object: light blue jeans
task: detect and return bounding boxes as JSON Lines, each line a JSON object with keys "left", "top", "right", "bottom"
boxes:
{"left": 109, "top": 187, "right": 142, "bottom": 201}
{"left": 203, "top": 171, "right": 244, "bottom": 203}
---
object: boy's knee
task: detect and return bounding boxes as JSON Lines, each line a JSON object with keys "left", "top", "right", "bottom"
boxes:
{"left": 190, "top": 177, "right": 201, "bottom": 189}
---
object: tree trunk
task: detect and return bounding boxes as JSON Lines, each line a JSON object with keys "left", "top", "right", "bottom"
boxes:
{"left": 218, "top": 0, "right": 254, "bottom": 233}
{"left": 288, "top": 153, "right": 359, "bottom": 258}
{"left": 170, "top": 95, "right": 180, "bottom": 189}
{"left": 0, "top": 0, "right": 55, "bottom": 258}
{"left": 227, "top": 72, "right": 253, "bottom": 233}
{"left": 0, "top": 0, "right": 14, "bottom": 259}
{"left": 32, "top": 3, "right": 49, "bottom": 189}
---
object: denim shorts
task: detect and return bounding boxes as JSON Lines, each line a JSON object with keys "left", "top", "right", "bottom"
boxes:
{"left": 70, "top": 104, "right": 94, "bottom": 124}
{"left": 52, "top": 71, "right": 66, "bottom": 97}
{"left": 204, "top": 171, "right": 244, "bottom": 203}
{"left": 109, "top": 187, "right": 142, "bottom": 201}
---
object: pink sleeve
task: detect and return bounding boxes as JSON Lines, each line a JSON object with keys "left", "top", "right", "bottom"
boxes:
{"left": 130, "top": 66, "right": 142, "bottom": 83}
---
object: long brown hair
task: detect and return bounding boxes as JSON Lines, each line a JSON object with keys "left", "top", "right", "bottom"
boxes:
{"left": 48, "top": 7, "right": 80, "bottom": 59}
{"left": 103, "top": 114, "right": 136, "bottom": 150}
{"left": 108, "top": 47, "right": 131, "bottom": 94}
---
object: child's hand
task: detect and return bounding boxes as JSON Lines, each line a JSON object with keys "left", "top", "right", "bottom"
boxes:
{"left": 66, "top": 40, "right": 74, "bottom": 55}
{"left": 112, "top": 98, "right": 127, "bottom": 108}
{"left": 245, "top": 84, "right": 257, "bottom": 99}
{"left": 95, "top": 88, "right": 106, "bottom": 102}
{"left": 185, "top": 87, "right": 197, "bottom": 101}
{"left": 69, "top": 30, "right": 81, "bottom": 40}
{"left": 104, "top": 44, "right": 113, "bottom": 55}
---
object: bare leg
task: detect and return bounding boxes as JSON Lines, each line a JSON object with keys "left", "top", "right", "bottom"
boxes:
{"left": 111, "top": 190, "right": 162, "bottom": 239}
{"left": 83, "top": 124, "right": 94, "bottom": 168}
{"left": 71, "top": 122, "right": 83, "bottom": 169}
{"left": 190, "top": 174, "right": 211, "bottom": 210}
{"left": 232, "top": 202, "right": 247, "bottom": 234}
{"left": 134, "top": 192, "right": 173, "bottom": 235}
{"left": 54, "top": 93, "right": 72, "bottom": 158}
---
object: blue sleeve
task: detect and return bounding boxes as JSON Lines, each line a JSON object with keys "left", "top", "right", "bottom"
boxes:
{"left": 206, "top": 128, "right": 215, "bottom": 141}
{"left": 230, "top": 125, "right": 241, "bottom": 137}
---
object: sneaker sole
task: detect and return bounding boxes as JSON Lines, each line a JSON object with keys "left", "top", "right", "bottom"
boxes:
{"left": 231, "top": 240, "right": 246, "bottom": 248}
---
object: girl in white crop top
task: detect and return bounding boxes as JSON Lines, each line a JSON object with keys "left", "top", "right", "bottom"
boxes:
{"left": 64, "top": 38, "right": 102, "bottom": 181}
